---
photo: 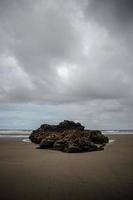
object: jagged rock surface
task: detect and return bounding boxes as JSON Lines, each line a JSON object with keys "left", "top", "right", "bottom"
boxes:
{"left": 29, "top": 120, "right": 109, "bottom": 153}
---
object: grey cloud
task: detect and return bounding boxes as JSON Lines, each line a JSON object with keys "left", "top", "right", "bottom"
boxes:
{"left": 0, "top": 0, "right": 133, "bottom": 128}
{"left": 0, "top": 0, "right": 133, "bottom": 103}
{"left": 83, "top": 0, "right": 133, "bottom": 49}
{"left": 83, "top": 0, "right": 133, "bottom": 29}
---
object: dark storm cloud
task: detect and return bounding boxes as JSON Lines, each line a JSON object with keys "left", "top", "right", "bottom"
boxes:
{"left": 0, "top": 0, "right": 133, "bottom": 128}
{"left": 84, "top": 0, "right": 133, "bottom": 48}
{"left": 87, "top": 0, "right": 133, "bottom": 24}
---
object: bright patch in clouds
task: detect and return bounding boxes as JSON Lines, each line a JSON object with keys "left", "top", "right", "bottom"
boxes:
{"left": 57, "top": 63, "right": 77, "bottom": 80}
{"left": 57, "top": 64, "right": 69, "bottom": 80}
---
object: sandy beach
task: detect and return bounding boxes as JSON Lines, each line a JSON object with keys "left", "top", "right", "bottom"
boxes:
{"left": 0, "top": 134, "right": 133, "bottom": 200}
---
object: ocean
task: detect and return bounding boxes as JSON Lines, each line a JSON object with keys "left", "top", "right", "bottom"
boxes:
{"left": 0, "top": 129, "right": 31, "bottom": 141}
{"left": 0, "top": 129, "right": 133, "bottom": 142}
{"left": 102, "top": 130, "right": 133, "bottom": 134}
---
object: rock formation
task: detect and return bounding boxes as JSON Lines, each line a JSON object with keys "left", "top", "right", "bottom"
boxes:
{"left": 29, "top": 120, "right": 109, "bottom": 153}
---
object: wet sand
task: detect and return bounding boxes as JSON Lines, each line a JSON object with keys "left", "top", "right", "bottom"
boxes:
{"left": 0, "top": 134, "right": 133, "bottom": 200}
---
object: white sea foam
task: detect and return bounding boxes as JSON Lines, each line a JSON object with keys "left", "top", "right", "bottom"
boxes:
{"left": 22, "top": 139, "right": 31, "bottom": 143}
{"left": 0, "top": 130, "right": 31, "bottom": 135}
{"left": 0, "top": 135, "right": 29, "bottom": 138}
{"left": 102, "top": 130, "right": 133, "bottom": 134}
{"left": 109, "top": 139, "right": 115, "bottom": 143}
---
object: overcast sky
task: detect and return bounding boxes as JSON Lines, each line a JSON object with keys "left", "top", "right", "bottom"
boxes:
{"left": 0, "top": 0, "right": 133, "bottom": 129}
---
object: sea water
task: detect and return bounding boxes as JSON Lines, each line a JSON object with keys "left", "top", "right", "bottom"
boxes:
{"left": 0, "top": 129, "right": 133, "bottom": 142}
{"left": 0, "top": 129, "right": 31, "bottom": 141}
{"left": 102, "top": 130, "right": 133, "bottom": 134}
